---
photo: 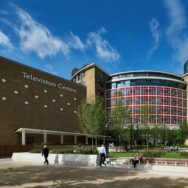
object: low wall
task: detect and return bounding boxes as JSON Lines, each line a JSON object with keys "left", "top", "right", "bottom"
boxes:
{"left": 0, "top": 145, "right": 33, "bottom": 157}
{"left": 12, "top": 152, "right": 98, "bottom": 166}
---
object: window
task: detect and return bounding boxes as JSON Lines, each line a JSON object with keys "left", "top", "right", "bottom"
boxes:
{"left": 112, "top": 83, "right": 116, "bottom": 89}
{"left": 35, "top": 95, "right": 39, "bottom": 99}
{"left": 14, "top": 90, "right": 19, "bottom": 94}
{"left": 2, "top": 97, "right": 7, "bottom": 101}
{"left": 1, "top": 78, "right": 6, "bottom": 83}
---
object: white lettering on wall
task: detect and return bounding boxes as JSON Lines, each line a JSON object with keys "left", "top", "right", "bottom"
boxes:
{"left": 22, "top": 72, "right": 77, "bottom": 93}
{"left": 58, "top": 83, "right": 77, "bottom": 93}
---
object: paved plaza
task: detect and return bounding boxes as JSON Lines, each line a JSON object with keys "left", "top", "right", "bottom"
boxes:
{"left": 0, "top": 160, "right": 188, "bottom": 188}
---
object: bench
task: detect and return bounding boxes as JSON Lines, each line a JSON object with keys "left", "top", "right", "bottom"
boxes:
{"left": 106, "top": 157, "right": 131, "bottom": 167}
{"left": 144, "top": 158, "right": 188, "bottom": 167}
{"left": 106, "top": 157, "right": 144, "bottom": 169}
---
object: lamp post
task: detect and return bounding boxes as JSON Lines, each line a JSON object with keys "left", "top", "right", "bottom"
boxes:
{"left": 136, "top": 123, "right": 140, "bottom": 153}
{"left": 130, "top": 124, "right": 133, "bottom": 151}
{"left": 104, "top": 120, "right": 110, "bottom": 145}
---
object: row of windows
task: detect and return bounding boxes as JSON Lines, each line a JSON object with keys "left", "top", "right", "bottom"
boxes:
{"left": 108, "top": 114, "right": 184, "bottom": 124}
{"left": 107, "top": 104, "right": 186, "bottom": 115}
{"left": 75, "top": 72, "right": 85, "bottom": 81}
{"left": 111, "top": 72, "right": 182, "bottom": 81}
{"left": 73, "top": 70, "right": 106, "bottom": 83}
{"left": 110, "top": 79, "right": 186, "bottom": 89}
{"left": 107, "top": 98, "right": 186, "bottom": 107}
{"left": 131, "top": 107, "right": 186, "bottom": 114}
{"left": 131, "top": 116, "right": 184, "bottom": 124}
{"left": 106, "top": 87, "right": 186, "bottom": 98}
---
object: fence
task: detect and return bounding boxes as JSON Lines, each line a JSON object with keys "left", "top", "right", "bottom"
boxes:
{"left": 0, "top": 145, "right": 33, "bottom": 157}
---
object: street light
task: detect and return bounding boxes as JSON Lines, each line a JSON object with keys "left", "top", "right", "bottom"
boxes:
{"left": 136, "top": 123, "right": 140, "bottom": 153}
{"left": 104, "top": 120, "right": 110, "bottom": 145}
{"left": 130, "top": 124, "right": 133, "bottom": 151}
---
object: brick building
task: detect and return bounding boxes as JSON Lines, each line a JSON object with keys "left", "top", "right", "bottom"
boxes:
{"left": 0, "top": 56, "right": 86, "bottom": 147}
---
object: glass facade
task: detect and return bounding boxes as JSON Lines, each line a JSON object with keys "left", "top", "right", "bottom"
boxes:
{"left": 106, "top": 74, "right": 187, "bottom": 126}
{"left": 109, "top": 79, "right": 186, "bottom": 90}
{"left": 111, "top": 72, "right": 182, "bottom": 81}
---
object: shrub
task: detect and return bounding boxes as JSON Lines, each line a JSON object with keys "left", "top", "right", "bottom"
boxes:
{"left": 30, "top": 146, "right": 98, "bottom": 155}
{"left": 30, "top": 148, "right": 42, "bottom": 153}
{"left": 108, "top": 152, "right": 135, "bottom": 158}
{"left": 77, "top": 148, "right": 98, "bottom": 154}
{"left": 143, "top": 151, "right": 165, "bottom": 158}
{"left": 50, "top": 148, "right": 74, "bottom": 154}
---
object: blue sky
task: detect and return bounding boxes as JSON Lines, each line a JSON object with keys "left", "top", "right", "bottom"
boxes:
{"left": 1, "top": 0, "right": 188, "bottom": 79}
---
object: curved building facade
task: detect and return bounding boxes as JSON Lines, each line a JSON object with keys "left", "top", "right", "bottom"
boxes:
{"left": 105, "top": 71, "right": 187, "bottom": 126}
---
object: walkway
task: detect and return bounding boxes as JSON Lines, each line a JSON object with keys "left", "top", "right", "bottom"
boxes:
{"left": 0, "top": 160, "right": 188, "bottom": 187}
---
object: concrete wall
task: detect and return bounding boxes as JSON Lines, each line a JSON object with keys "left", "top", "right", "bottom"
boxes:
{"left": 12, "top": 152, "right": 98, "bottom": 166}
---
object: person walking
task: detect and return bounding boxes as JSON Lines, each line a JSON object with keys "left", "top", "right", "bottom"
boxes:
{"left": 42, "top": 145, "right": 49, "bottom": 165}
{"left": 99, "top": 144, "right": 106, "bottom": 167}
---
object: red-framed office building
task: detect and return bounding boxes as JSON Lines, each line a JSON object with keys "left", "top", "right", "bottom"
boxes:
{"left": 105, "top": 71, "right": 187, "bottom": 127}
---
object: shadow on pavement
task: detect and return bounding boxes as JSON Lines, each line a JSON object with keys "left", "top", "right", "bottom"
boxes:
{"left": 0, "top": 164, "right": 187, "bottom": 188}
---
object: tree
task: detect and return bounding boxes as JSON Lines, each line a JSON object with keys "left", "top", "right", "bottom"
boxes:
{"left": 175, "top": 119, "right": 188, "bottom": 145}
{"left": 150, "top": 124, "right": 159, "bottom": 146}
{"left": 140, "top": 103, "right": 151, "bottom": 148}
{"left": 110, "top": 106, "right": 131, "bottom": 141}
{"left": 109, "top": 93, "right": 131, "bottom": 146}
{"left": 77, "top": 97, "right": 105, "bottom": 149}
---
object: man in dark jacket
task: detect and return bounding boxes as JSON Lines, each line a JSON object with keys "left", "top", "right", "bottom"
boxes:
{"left": 42, "top": 145, "right": 49, "bottom": 165}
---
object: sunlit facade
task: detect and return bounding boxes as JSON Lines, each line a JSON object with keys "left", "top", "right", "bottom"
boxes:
{"left": 105, "top": 71, "right": 187, "bottom": 126}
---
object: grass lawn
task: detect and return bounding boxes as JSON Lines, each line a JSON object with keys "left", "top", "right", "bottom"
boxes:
{"left": 108, "top": 151, "right": 188, "bottom": 158}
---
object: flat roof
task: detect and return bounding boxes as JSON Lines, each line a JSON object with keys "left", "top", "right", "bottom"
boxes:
{"left": 0, "top": 56, "right": 86, "bottom": 89}
{"left": 71, "top": 63, "right": 109, "bottom": 79}
{"left": 110, "top": 70, "right": 182, "bottom": 78}
{"left": 108, "top": 76, "right": 187, "bottom": 85}
{"left": 16, "top": 128, "right": 109, "bottom": 138}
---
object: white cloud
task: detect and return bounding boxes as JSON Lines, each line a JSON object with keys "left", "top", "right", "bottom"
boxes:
{"left": 164, "top": 0, "right": 188, "bottom": 63}
{"left": 67, "top": 32, "right": 86, "bottom": 51}
{"left": 15, "top": 7, "right": 70, "bottom": 59}
{"left": 0, "top": 10, "right": 9, "bottom": 15}
{"left": 0, "top": 30, "right": 13, "bottom": 49}
{"left": 2, "top": 5, "right": 121, "bottom": 62}
{"left": 148, "top": 18, "right": 160, "bottom": 56}
{"left": 87, "top": 28, "right": 120, "bottom": 62}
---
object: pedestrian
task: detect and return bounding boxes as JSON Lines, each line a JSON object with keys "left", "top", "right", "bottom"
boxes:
{"left": 42, "top": 145, "right": 49, "bottom": 165}
{"left": 98, "top": 144, "right": 106, "bottom": 167}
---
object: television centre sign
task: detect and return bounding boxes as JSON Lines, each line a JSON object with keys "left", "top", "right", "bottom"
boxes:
{"left": 22, "top": 71, "right": 77, "bottom": 93}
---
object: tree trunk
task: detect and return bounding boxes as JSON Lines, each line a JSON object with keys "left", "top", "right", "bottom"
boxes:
{"left": 92, "top": 138, "right": 94, "bottom": 150}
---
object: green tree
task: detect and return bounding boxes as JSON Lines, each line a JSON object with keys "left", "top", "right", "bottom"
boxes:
{"left": 109, "top": 93, "right": 131, "bottom": 146}
{"left": 110, "top": 106, "right": 131, "bottom": 142}
{"left": 175, "top": 119, "right": 188, "bottom": 144}
{"left": 77, "top": 97, "right": 105, "bottom": 149}
{"left": 140, "top": 103, "right": 151, "bottom": 148}
{"left": 150, "top": 124, "right": 160, "bottom": 146}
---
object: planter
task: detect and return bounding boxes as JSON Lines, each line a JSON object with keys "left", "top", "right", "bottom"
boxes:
{"left": 12, "top": 152, "right": 99, "bottom": 166}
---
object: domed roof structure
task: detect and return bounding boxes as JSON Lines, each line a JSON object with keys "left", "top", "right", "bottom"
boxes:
{"left": 184, "top": 60, "right": 188, "bottom": 74}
